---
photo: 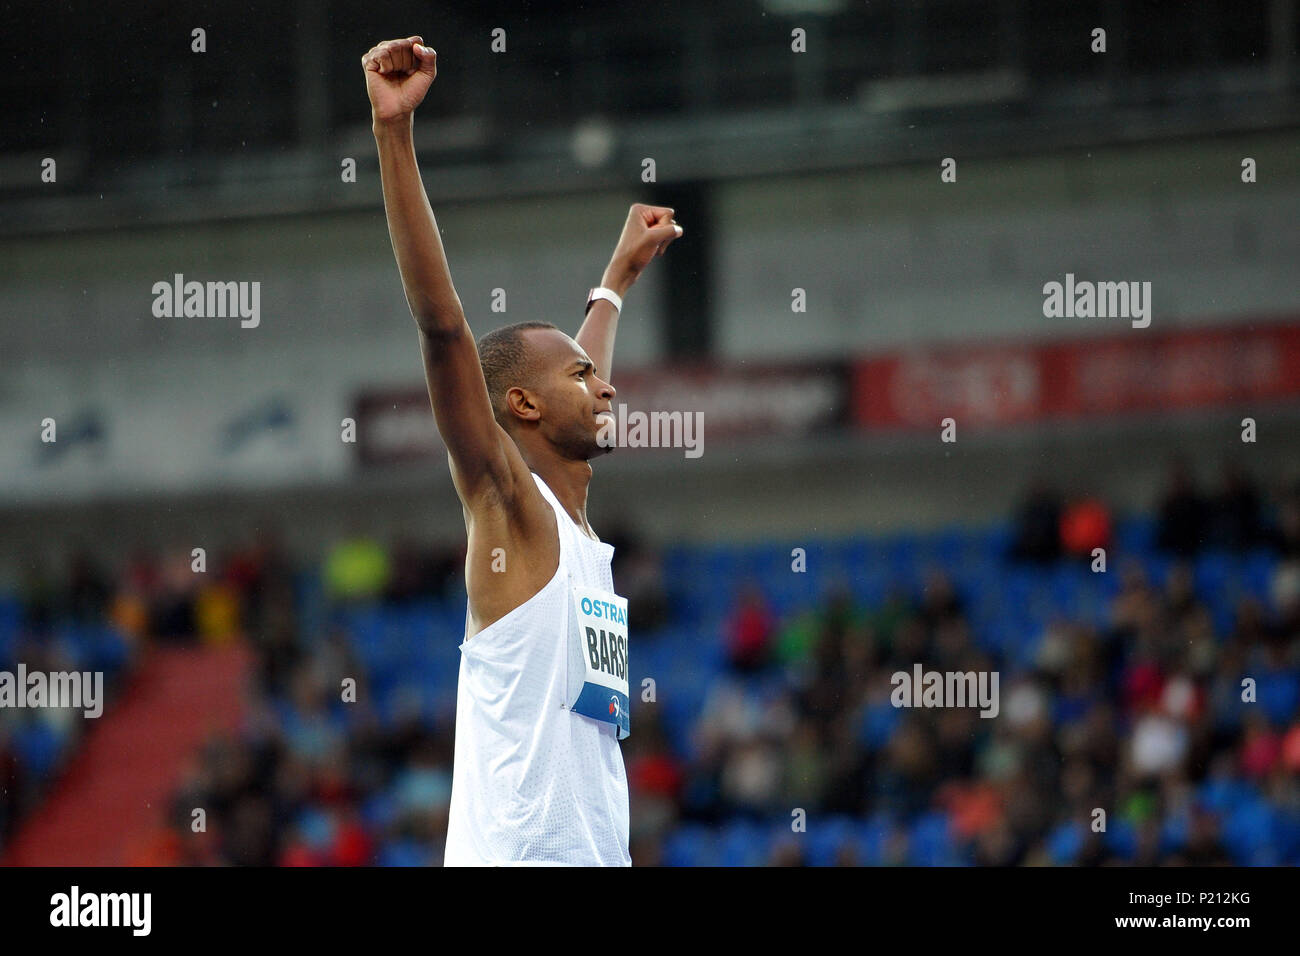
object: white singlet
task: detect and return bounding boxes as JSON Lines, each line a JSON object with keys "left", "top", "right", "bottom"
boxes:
{"left": 443, "top": 472, "right": 631, "bottom": 866}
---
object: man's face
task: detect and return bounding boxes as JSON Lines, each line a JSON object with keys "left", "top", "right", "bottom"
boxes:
{"left": 520, "top": 328, "right": 617, "bottom": 460}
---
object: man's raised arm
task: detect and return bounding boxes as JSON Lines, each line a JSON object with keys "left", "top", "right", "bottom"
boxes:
{"left": 576, "top": 204, "right": 683, "bottom": 382}
{"left": 364, "top": 36, "right": 518, "bottom": 504}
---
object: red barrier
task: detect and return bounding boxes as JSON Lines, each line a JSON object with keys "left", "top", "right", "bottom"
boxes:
{"left": 852, "top": 320, "right": 1300, "bottom": 429}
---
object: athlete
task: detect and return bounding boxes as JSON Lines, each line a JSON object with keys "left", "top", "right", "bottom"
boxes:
{"left": 363, "top": 36, "right": 682, "bottom": 865}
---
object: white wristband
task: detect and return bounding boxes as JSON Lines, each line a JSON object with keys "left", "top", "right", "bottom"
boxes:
{"left": 586, "top": 287, "right": 623, "bottom": 315}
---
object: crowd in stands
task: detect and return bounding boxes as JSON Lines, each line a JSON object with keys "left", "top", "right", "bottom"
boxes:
{"left": 2, "top": 457, "right": 1299, "bottom": 865}
{"left": 0, "top": 550, "right": 134, "bottom": 849}
{"left": 653, "top": 459, "right": 1300, "bottom": 865}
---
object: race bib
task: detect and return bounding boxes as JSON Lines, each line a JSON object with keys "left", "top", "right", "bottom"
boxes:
{"left": 568, "top": 585, "right": 629, "bottom": 739}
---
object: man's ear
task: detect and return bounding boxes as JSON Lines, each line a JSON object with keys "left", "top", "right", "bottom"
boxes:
{"left": 504, "top": 385, "right": 541, "bottom": 423}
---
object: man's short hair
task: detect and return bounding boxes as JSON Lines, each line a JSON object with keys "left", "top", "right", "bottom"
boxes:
{"left": 477, "top": 321, "right": 559, "bottom": 428}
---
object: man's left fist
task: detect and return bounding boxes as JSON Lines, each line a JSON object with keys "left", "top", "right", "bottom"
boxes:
{"left": 609, "top": 204, "right": 683, "bottom": 283}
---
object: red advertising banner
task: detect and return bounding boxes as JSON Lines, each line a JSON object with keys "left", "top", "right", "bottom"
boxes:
{"left": 852, "top": 321, "right": 1300, "bottom": 429}
{"left": 611, "top": 361, "right": 848, "bottom": 441}
{"left": 353, "top": 389, "right": 441, "bottom": 466}
{"left": 354, "top": 362, "right": 850, "bottom": 466}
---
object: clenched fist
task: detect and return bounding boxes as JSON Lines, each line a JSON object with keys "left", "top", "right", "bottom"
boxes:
{"left": 362, "top": 36, "right": 437, "bottom": 124}
{"left": 604, "top": 204, "right": 684, "bottom": 291}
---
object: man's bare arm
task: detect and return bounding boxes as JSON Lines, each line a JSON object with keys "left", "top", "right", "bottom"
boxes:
{"left": 365, "top": 36, "right": 521, "bottom": 506}
{"left": 575, "top": 204, "right": 682, "bottom": 382}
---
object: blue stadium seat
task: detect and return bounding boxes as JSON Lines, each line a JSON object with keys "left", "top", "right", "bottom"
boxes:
{"left": 1049, "top": 564, "right": 1085, "bottom": 616}
{"left": 1144, "top": 554, "right": 1174, "bottom": 588}
{"left": 1194, "top": 551, "right": 1233, "bottom": 596}
{"left": 841, "top": 538, "right": 873, "bottom": 573}
{"left": 1276, "top": 811, "right": 1300, "bottom": 860}
{"left": 1221, "top": 799, "right": 1282, "bottom": 865}
{"left": 1114, "top": 516, "right": 1156, "bottom": 556}
{"left": 1159, "top": 811, "right": 1189, "bottom": 856}
{"left": 908, "top": 811, "right": 956, "bottom": 866}
{"left": 1242, "top": 549, "right": 1276, "bottom": 601}
{"left": 885, "top": 534, "right": 919, "bottom": 579}
{"left": 1046, "top": 821, "right": 1084, "bottom": 865}
{"left": 1255, "top": 669, "right": 1300, "bottom": 726}
{"left": 295, "top": 807, "right": 336, "bottom": 851}
{"left": 345, "top": 606, "right": 387, "bottom": 654}
{"left": 1102, "top": 818, "right": 1138, "bottom": 861}
{"left": 378, "top": 839, "right": 431, "bottom": 867}
{"left": 662, "top": 825, "right": 718, "bottom": 867}
{"left": 857, "top": 700, "right": 902, "bottom": 750}
{"left": 359, "top": 793, "right": 396, "bottom": 830}
{"left": 927, "top": 530, "right": 961, "bottom": 569}
{"left": 14, "top": 723, "right": 64, "bottom": 778}
{"left": 0, "top": 595, "right": 21, "bottom": 633}
{"left": 86, "top": 625, "right": 130, "bottom": 674}
{"left": 701, "top": 545, "right": 739, "bottom": 580}
{"left": 853, "top": 816, "right": 894, "bottom": 865}
{"left": 718, "top": 819, "right": 769, "bottom": 866}
{"left": 661, "top": 544, "right": 692, "bottom": 578}
{"left": 804, "top": 815, "right": 855, "bottom": 866}
{"left": 1208, "top": 598, "right": 1237, "bottom": 640}
{"left": 977, "top": 523, "right": 1012, "bottom": 560}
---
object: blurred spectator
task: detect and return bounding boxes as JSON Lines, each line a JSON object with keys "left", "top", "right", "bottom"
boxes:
{"left": 1273, "top": 559, "right": 1300, "bottom": 636}
{"left": 1010, "top": 477, "right": 1063, "bottom": 563}
{"left": 225, "top": 525, "right": 297, "bottom": 638}
{"left": 9, "top": 471, "right": 1300, "bottom": 868}
{"left": 767, "top": 837, "right": 807, "bottom": 866}
{"left": 323, "top": 532, "right": 390, "bottom": 604}
{"left": 1059, "top": 496, "right": 1113, "bottom": 560}
{"left": 725, "top": 585, "right": 774, "bottom": 673}
{"left": 918, "top": 570, "right": 963, "bottom": 631}
{"left": 1267, "top": 485, "right": 1300, "bottom": 558}
{"left": 18, "top": 561, "right": 55, "bottom": 635}
{"left": 65, "top": 550, "right": 111, "bottom": 625}
{"left": 0, "top": 727, "right": 22, "bottom": 846}
{"left": 152, "top": 547, "right": 201, "bottom": 641}
{"left": 384, "top": 538, "right": 460, "bottom": 604}
{"left": 1156, "top": 458, "right": 1207, "bottom": 556}
{"left": 626, "top": 710, "right": 684, "bottom": 854}
{"left": 1238, "top": 712, "right": 1282, "bottom": 779}
{"left": 1206, "top": 460, "right": 1265, "bottom": 551}
{"left": 606, "top": 525, "right": 670, "bottom": 632}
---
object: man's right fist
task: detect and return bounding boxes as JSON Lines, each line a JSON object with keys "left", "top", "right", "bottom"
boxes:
{"left": 363, "top": 36, "right": 437, "bottom": 124}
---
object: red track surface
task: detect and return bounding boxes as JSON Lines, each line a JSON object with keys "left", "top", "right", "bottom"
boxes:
{"left": 3, "top": 642, "right": 249, "bottom": 866}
